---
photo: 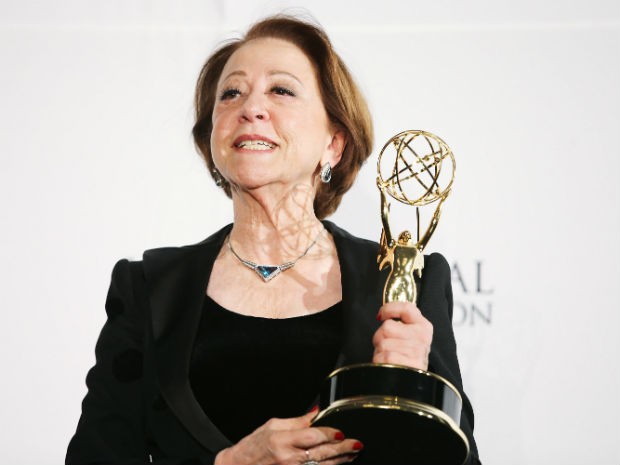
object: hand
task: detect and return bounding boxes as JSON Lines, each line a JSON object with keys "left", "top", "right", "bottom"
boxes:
{"left": 214, "top": 409, "right": 363, "bottom": 465}
{"left": 373, "top": 301, "right": 433, "bottom": 370}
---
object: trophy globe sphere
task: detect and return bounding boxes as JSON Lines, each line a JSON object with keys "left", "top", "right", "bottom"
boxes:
{"left": 377, "top": 130, "right": 455, "bottom": 206}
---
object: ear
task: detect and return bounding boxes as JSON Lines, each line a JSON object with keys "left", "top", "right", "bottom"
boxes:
{"left": 322, "top": 129, "right": 346, "bottom": 168}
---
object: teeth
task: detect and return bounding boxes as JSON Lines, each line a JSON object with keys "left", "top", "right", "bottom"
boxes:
{"left": 237, "top": 140, "right": 275, "bottom": 150}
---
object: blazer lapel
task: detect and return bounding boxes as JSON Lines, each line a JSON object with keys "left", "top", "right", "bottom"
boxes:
{"left": 324, "top": 221, "right": 383, "bottom": 367}
{"left": 142, "top": 221, "right": 383, "bottom": 452}
{"left": 143, "top": 224, "right": 233, "bottom": 452}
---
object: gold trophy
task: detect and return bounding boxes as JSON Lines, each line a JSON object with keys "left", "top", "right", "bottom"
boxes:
{"left": 313, "top": 131, "right": 469, "bottom": 464}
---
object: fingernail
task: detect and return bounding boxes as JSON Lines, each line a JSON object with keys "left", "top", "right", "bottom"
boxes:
{"left": 310, "top": 405, "right": 319, "bottom": 413}
{"left": 353, "top": 441, "right": 364, "bottom": 450}
{"left": 376, "top": 311, "right": 382, "bottom": 321}
{"left": 334, "top": 431, "right": 345, "bottom": 440}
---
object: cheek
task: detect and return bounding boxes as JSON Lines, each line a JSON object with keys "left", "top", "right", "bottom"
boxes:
{"left": 211, "top": 102, "right": 235, "bottom": 130}
{"left": 211, "top": 109, "right": 225, "bottom": 134}
{"left": 304, "top": 107, "right": 332, "bottom": 139}
{"left": 210, "top": 113, "right": 232, "bottom": 149}
{"left": 209, "top": 126, "right": 228, "bottom": 168}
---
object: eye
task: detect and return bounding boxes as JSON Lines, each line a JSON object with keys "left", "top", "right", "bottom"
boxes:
{"left": 219, "top": 88, "right": 241, "bottom": 100}
{"left": 271, "top": 86, "right": 296, "bottom": 97}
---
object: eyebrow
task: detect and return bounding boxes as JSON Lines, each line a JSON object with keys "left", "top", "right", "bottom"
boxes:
{"left": 220, "top": 70, "right": 304, "bottom": 87}
{"left": 270, "top": 70, "right": 303, "bottom": 86}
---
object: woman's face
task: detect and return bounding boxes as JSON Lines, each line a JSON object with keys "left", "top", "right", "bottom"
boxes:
{"left": 210, "top": 37, "right": 343, "bottom": 194}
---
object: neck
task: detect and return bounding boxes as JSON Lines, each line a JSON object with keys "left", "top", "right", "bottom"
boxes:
{"left": 228, "top": 183, "right": 324, "bottom": 263}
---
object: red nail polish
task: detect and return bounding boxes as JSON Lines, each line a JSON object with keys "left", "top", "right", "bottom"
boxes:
{"left": 334, "top": 431, "right": 345, "bottom": 440}
{"left": 376, "top": 311, "right": 382, "bottom": 321}
{"left": 353, "top": 441, "right": 364, "bottom": 450}
{"left": 310, "top": 405, "right": 319, "bottom": 413}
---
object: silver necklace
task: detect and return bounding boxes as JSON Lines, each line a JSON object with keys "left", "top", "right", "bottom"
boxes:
{"left": 227, "top": 229, "right": 323, "bottom": 282}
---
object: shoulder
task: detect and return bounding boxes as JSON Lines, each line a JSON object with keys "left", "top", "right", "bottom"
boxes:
{"left": 323, "top": 220, "right": 378, "bottom": 255}
{"left": 324, "top": 221, "right": 451, "bottom": 271}
{"left": 138, "top": 224, "right": 232, "bottom": 280}
{"left": 419, "top": 252, "right": 452, "bottom": 295}
{"left": 323, "top": 221, "right": 382, "bottom": 282}
{"left": 142, "top": 224, "right": 232, "bottom": 265}
{"left": 324, "top": 221, "right": 453, "bottom": 279}
{"left": 106, "top": 224, "right": 232, "bottom": 301}
{"left": 417, "top": 252, "right": 453, "bottom": 323}
{"left": 423, "top": 252, "right": 451, "bottom": 278}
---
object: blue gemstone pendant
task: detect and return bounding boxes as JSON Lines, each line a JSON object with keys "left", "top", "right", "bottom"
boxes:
{"left": 255, "top": 265, "right": 282, "bottom": 282}
{"left": 227, "top": 231, "right": 320, "bottom": 283}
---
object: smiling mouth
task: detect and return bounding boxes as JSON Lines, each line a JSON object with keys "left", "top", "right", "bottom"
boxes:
{"left": 235, "top": 140, "right": 276, "bottom": 150}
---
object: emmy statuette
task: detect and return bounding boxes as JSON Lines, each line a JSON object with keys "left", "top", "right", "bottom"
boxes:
{"left": 312, "top": 131, "right": 469, "bottom": 465}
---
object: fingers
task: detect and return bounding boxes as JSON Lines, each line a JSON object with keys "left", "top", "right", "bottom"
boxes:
{"left": 377, "top": 302, "right": 433, "bottom": 342}
{"left": 302, "top": 438, "right": 364, "bottom": 465}
{"left": 220, "top": 411, "right": 362, "bottom": 465}
{"left": 288, "top": 425, "right": 346, "bottom": 449}
{"left": 373, "top": 302, "right": 433, "bottom": 370}
{"left": 373, "top": 348, "right": 429, "bottom": 367}
{"left": 377, "top": 301, "right": 425, "bottom": 324}
{"left": 255, "top": 411, "right": 363, "bottom": 463}
{"left": 263, "top": 424, "right": 362, "bottom": 465}
{"left": 264, "top": 407, "right": 318, "bottom": 432}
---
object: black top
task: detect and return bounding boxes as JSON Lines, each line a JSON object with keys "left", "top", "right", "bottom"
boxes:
{"left": 66, "top": 221, "right": 480, "bottom": 465}
{"left": 189, "top": 295, "right": 343, "bottom": 442}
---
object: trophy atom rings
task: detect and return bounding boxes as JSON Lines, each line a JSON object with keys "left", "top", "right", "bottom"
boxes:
{"left": 377, "top": 129, "right": 456, "bottom": 304}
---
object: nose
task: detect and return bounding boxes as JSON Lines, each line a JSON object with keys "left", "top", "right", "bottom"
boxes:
{"left": 239, "top": 91, "right": 269, "bottom": 123}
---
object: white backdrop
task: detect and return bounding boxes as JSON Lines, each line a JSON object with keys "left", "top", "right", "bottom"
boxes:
{"left": 1, "top": 1, "right": 619, "bottom": 464}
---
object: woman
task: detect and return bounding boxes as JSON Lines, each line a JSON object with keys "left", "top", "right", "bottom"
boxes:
{"left": 66, "top": 15, "right": 480, "bottom": 465}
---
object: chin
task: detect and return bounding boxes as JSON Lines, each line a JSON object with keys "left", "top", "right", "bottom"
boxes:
{"left": 229, "top": 176, "right": 276, "bottom": 192}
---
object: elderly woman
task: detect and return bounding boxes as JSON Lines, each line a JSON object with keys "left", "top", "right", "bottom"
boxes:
{"left": 66, "top": 15, "right": 480, "bottom": 465}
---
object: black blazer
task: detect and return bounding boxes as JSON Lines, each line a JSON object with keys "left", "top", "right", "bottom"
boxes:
{"left": 66, "top": 221, "right": 480, "bottom": 464}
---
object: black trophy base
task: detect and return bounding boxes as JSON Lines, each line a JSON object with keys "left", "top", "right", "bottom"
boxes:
{"left": 313, "top": 401, "right": 468, "bottom": 465}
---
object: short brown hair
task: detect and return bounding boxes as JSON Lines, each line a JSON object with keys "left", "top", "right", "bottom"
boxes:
{"left": 192, "top": 15, "right": 374, "bottom": 219}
